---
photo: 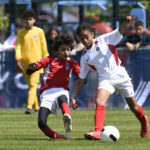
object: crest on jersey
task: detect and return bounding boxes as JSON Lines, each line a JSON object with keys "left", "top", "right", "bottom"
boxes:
{"left": 96, "top": 47, "right": 100, "bottom": 51}
{"left": 86, "top": 57, "right": 89, "bottom": 62}
{"left": 34, "top": 35, "right": 37, "bottom": 39}
{"left": 66, "top": 63, "right": 70, "bottom": 70}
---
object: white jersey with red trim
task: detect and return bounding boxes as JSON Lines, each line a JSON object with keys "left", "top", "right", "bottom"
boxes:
{"left": 79, "top": 29, "right": 123, "bottom": 79}
{"left": 36, "top": 56, "right": 80, "bottom": 94}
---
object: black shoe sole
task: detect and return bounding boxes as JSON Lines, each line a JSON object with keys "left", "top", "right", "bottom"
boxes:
{"left": 25, "top": 111, "right": 31, "bottom": 114}
{"left": 84, "top": 134, "right": 99, "bottom": 140}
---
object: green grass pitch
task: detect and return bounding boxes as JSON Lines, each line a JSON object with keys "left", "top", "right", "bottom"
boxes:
{"left": 0, "top": 108, "right": 150, "bottom": 150}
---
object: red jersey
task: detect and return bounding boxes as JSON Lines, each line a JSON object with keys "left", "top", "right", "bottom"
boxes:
{"left": 36, "top": 56, "right": 80, "bottom": 94}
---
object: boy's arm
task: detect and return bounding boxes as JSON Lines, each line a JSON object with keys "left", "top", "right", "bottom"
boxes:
{"left": 72, "top": 78, "right": 87, "bottom": 109}
{"left": 26, "top": 56, "right": 50, "bottom": 75}
{"left": 40, "top": 29, "right": 49, "bottom": 57}
{"left": 134, "top": 42, "right": 140, "bottom": 51}
{"left": 99, "top": 16, "right": 137, "bottom": 46}
{"left": 125, "top": 42, "right": 135, "bottom": 51}
{"left": 15, "top": 31, "right": 23, "bottom": 72}
{"left": 26, "top": 62, "right": 38, "bottom": 75}
{"left": 72, "top": 56, "right": 89, "bottom": 109}
{"left": 15, "top": 32, "right": 22, "bottom": 60}
{"left": 72, "top": 60, "right": 80, "bottom": 77}
{"left": 70, "top": 43, "right": 85, "bottom": 56}
{"left": 119, "top": 16, "right": 137, "bottom": 35}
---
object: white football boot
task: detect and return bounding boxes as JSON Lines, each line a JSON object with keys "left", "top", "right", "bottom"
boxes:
{"left": 63, "top": 113, "right": 72, "bottom": 132}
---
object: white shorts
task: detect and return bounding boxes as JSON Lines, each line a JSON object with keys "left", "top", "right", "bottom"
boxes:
{"left": 98, "top": 66, "right": 134, "bottom": 98}
{"left": 40, "top": 88, "right": 69, "bottom": 115}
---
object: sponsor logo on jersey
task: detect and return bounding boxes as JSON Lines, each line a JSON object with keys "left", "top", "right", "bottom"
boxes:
{"left": 94, "top": 41, "right": 98, "bottom": 44}
{"left": 86, "top": 57, "right": 89, "bottom": 62}
{"left": 52, "top": 62, "right": 57, "bottom": 65}
{"left": 66, "top": 63, "right": 70, "bottom": 70}
{"left": 96, "top": 47, "right": 100, "bottom": 51}
{"left": 34, "top": 35, "right": 37, "bottom": 39}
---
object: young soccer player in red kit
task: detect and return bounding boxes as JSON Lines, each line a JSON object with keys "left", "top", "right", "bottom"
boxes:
{"left": 27, "top": 33, "right": 80, "bottom": 139}
{"left": 72, "top": 16, "right": 149, "bottom": 140}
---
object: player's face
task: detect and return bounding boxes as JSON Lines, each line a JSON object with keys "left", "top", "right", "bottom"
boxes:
{"left": 49, "top": 30, "right": 58, "bottom": 41}
{"left": 57, "top": 44, "right": 71, "bottom": 60}
{"left": 78, "top": 30, "right": 94, "bottom": 49}
{"left": 135, "top": 26, "right": 144, "bottom": 36}
{"left": 24, "top": 17, "right": 36, "bottom": 29}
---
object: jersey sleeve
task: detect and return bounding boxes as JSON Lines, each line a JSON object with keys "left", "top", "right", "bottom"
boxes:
{"left": 15, "top": 31, "right": 22, "bottom": 61}
{"left": 98, "top": 28, "right": 123, "bottom": 45}
{"left": 36, "top": 56, "right": 50, "bottom": 70}
{"left": 40, "top": 29, "right": 49, "bottom": 57}
{"left": 72, "top": 60, "right": 80, "bottom": 77}
{"left": 79, "top": 56, "right": 91, "bottom": 79}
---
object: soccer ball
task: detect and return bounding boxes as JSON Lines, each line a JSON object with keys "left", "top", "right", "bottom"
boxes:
{"left": 100, "top": 125, "right": 120, "bottom": 142}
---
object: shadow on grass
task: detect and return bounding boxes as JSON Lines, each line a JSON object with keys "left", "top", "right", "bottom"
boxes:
{"left": 71, "top": 137, "right": 86, "bottom": 140}
{"left": 5, "top": 137, "right": 87, "bottom": 141}
{"left": 3, "top": 137, "right": 48, "bottom": 141}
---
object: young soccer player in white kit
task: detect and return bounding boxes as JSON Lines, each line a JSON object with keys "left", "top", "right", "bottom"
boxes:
{"left": 27, "top": 33, "right": 80, "bottom": 139}
{"left": 72, "top": 16, "right": 149, "bottom": 140}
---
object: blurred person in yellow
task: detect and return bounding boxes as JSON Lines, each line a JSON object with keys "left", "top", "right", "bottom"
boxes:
{"left": 15, "top": 9, "right": 49, "bottom": 114}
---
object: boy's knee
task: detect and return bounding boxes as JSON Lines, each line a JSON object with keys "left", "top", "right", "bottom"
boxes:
{"left": 57, "top": 95, "right": 68, "bottom": 107}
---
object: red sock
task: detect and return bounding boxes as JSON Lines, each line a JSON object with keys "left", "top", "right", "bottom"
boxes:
{"left": 61, "top": 103, "right": 71, "bottom": 116}
{"left": 135, "top": 105, "right": 145, "bottom": 123}
{"left": 41, "top": 125, "right": 56, "bottom": 138}
{"left": 95, "top": 105, "right": 105, "bottom": 131}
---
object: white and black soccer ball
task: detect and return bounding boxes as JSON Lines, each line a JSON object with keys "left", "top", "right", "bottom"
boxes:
{"left": 100, "top": 125, "right": 120, "bottom": 142}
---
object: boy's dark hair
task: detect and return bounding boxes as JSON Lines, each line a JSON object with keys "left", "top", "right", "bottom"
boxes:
{"left": 135, "top": 20, "right": 144, "bottom": 28}
{"left": 76, "top": 23, "right": 96, "bottom": 37}
{"left": 23, "top": 9, "right": 36, "bottom": 19}
{"left": 53, "top": 32, "right": 74, "bottom": 52}
{"left": 48, "top": 26, "right": 60, "bottom": 35}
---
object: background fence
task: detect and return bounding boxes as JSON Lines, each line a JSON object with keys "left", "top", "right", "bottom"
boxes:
{"left": 0, "top": 0, "right": 150, "bottom": 108}
{"left": 1, "top": 47, "right": 150, "bottom": 108}
{"left": 1, "top": 0, "right": 150, "bottom": 41}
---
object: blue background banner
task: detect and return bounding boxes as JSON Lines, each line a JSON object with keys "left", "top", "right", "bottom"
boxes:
{"left": 0, "top": 49, "right": 150, "bottom": 108}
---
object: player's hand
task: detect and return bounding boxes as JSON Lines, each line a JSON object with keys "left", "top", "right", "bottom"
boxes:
{"left": 126, "top": 16, "right": 137, "bottom": 26}
{"left": 134, "top": 42, "right": 140, "bottom": 51}
{"left": 16, "top": 60, "right": 23, "bottom": 73}
{"left": 70, "top": 49, "right": 77, "bottom": 56}
{"left": 72, "top": 98, "right": 78, "bottom": 110}
{"left": 28, "top": 63, "right": 38, "bottom": 70}
{"left": 26, "top": 63, "right": 37, "bottom": 75}
{"left": 26, "top": 68, "right": 35, "bottom": 75}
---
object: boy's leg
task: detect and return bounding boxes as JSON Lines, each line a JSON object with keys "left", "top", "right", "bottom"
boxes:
{"left": 25, "top": 72, "right": 40, "bottom": 113}
{"left": 38, "top": 107, "right": 69, "bottom": 139}
{"left": 33, "top": 96, "right": 39, "bottom": 112}
{"left": 85, "top": 88, "right": 110, "bottom": 140}
{"left": 26, "top": 82, "right": 38, "bottom": 113}
{"left": 58, "top": 95, "right": 72, "bottom": 132}
{"left": 95, "top": 105, "right": 105, "bottom": 132}
{"left": 126, "top": 96, "right": 149, "bottom": 138}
